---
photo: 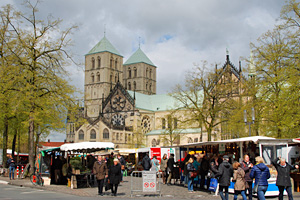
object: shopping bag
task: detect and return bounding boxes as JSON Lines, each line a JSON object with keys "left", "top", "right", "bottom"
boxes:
{"left": 104, "top": 178, "right": 111, "bottom": 191}
{"left": 208, "top": 178, "right": 218, "bottom": 192}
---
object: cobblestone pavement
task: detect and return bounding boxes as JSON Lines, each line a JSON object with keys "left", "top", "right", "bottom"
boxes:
{"left": 0, "top": 175, "right": 299, "bottom": 199}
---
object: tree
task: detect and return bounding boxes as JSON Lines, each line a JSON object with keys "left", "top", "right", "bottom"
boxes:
{"left": 160, "top": 113, "right": 182, "bottom": 146}
{"left": 171, "top": 61, "right": 242, "bottom": 141}
{"left": 249, "top": 0, "right": 300, "bottom": 138}
{"left": 1, "top": 1, "right": 78, "bottom": 173}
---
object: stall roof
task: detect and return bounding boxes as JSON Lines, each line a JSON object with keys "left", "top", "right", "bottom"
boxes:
{"left": 60, "top": 142, "right": 114, "bottom": 153}
{"left": 40, "top": 147, "right": 61, "bottom": 152}
{"left": 176, "top": 136, "right": 297, "bottom": 148}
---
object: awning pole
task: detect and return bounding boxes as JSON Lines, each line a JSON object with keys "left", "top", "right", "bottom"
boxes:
{"left": 239, "top": 142, "right": 243, "bottom": 162}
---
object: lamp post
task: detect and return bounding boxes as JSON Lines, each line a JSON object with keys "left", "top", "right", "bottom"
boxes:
{"left": 244, "top": 108, "right": 255, "bottom": 137}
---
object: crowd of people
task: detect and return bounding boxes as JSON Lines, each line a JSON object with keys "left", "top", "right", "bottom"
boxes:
{"left": 140, "top": 152, "right": 299, "bottom": 200}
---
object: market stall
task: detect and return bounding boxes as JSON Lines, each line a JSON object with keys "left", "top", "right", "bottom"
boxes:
{"left": 60, "top": 142, "right": 114, "bottom": 189}
{"left": 178, "top": 136, "right": 300, "bottom": 196}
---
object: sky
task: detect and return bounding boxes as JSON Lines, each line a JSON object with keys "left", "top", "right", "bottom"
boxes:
{"left": 1, "top": 0, "right": 287, "bottom": 141}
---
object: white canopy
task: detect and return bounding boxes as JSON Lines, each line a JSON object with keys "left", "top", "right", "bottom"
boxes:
{"left": 60, "top": 142, "right": 114, "bottom": 153}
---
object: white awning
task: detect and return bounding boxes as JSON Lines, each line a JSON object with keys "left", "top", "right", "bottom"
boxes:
{"left": 60, "top": 142, "right": 114, "bottom": 153}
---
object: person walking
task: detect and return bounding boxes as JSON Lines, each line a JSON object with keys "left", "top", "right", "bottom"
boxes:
{"left": 215, "top": 155, "right": 233, "bottom": 200}
{"left": 93, "top": 156, "right": 108, "bottom": 196}
{"left": 160, "top": 154, "right": 168, "bottom": 184}
{"left": 7, "top": 156, "right": 16, "bottom": 180}
{"left": 150, "top": 156, "right": 159, "bottom": 172}
{"left": 272, "top": 157, "right": 299, "bottom": 200}
{"left": 142, "top": 153, "right": 151, "bottom": 171}
{"left": 232, "top": 162, "right": 247, "bottom": 200}
{"left": 200, "top": 155, "right": 209, "bottom": 189}
{"left": 108, "top": 158, "right": 122, "bottom": 196}
{"left": 250, "top": 156, "right": 270, "bottom": 200}
{"left": 241, "top": 154, "right": 253, "bottom": 200}
{"left": 167, "top": 153, "right": 175, "bottom": 186}
{"left": 186, "top": 157, "right": 196, "bottom": 193}
{"left": 117, "top": 154, "right": 126, "bottom": 182}
{"left": 182, "top": 154, "right": 191, "bottom": 186}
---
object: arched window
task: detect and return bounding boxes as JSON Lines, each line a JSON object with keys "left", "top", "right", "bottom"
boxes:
{"left": 97, "top": 56, "right": 101, "bottom": 68}
{"left": 146, "top": 83, "right": 148, "bottom": 90}
{"left": 134, "top": 67, "right": 137, "bottom": 77}
{"left": 97, "top": 72, "right": 100, "bottom": 82}
{"left": 110, "top": 74, "right": 113, "bottom": 82}
{"left": 115, "top": 59, "right": 118, "bottom": 70}
{"left": 78, "top": 130, "right": 84, "bottom": 140}
{"left": 162, "top": 118, "right": 166, "bottom": 129}
{"left": 110, "top": 58, "right": 113, "bottom": 68}
{"left": 152, "top": 139, "right": 157, "bottom": 147}
{"left": 115, "top": 75, "right": 117, "bottom": 83}
{"left": 146, "top": 68, "right": 148, "bottom": 77}
{"left": 103, "top": 128, "right": 109, "bottom": 139}
{"left": 150, "top": 69, "right": 152, "bottom": 79}
{"left": 128, "top": 134, "right": 131, "bottom": 142}
{"left": 125, "top": 134, "right": 128, "bottom": 142}
{"left": 149, "top": 84, "right": 152, "bottom": 92}
{"left": 133, "top": 81, "right": 136, "bottom": 90}
{"left": 128, "top": 82, "right": 131, "bottom": 90}
{"left": 90, "top": 129, "right": 96, "bottom": 139}
{"left": 91, "top": 57, "right": 95, "bottom": 69}
{"left": 188, "top": 137, "right": 193, "bottom": 143}
{"left": 128, "top": 68, "right": 131, "bottom": 78}
{"left": 91, "top": 73, "right": 95, "bottom": 83}
{"left": 116, "top": 133, "right": 119, "bottom": 141}
{"left": 174, "top": 118, "right": 178, "bottom": 128}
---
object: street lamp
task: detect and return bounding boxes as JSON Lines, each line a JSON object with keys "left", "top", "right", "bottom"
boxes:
{"left": 244, "top": 108, "right": 255, "bottom": 137}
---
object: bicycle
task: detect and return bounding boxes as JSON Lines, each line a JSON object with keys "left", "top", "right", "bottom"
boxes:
{"left": 30, "top": 169, "right": 44, "bottom": 186}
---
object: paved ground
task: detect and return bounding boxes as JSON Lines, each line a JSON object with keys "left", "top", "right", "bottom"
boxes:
{"left": 0, "top": 175, "right": 299, "bottom": 199}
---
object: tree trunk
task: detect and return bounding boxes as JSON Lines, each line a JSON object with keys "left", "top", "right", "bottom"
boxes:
{"left": 17, "top": 126, "right": 20, "bottom": 164}
{"left": 28, "top": 116, "right": 35, "bottom": 174}
{"left": 11, "top": 132, "right": 17, "bottom": 159}
{"left": 2, "top": 116, "right": 8, "bottom": 167}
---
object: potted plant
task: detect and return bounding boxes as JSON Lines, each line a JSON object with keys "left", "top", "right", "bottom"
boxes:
{"left": 70, "top": 157, "right": 82, "bottom": 175}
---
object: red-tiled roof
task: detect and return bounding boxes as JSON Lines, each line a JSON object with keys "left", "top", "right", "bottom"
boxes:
{"left": 39, "top": 142, "right": 66, "bottom": 147}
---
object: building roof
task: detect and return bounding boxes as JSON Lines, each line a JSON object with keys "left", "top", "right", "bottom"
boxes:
{"left": 39, "top": 142, "right": 66, "bottom": 147}
{"left": 127, "top": 91, "right": 181, "bottom": 111}
{"left": 86, "top": 36, "right": 122, "bottom": 57}
{"left": 146, "top": 128, "right": 202, "bottom": 136}
{"left": 124, "top": 47, "right": 156, "bottom": 67}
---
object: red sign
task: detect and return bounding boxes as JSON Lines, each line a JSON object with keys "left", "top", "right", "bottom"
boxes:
{"left": 144, "top": 182, "right": 149, "bottom": 188}
{"left": 150, "top": 148, "right": 161, "bottom": 162}
{"left": 150, "top": 182, "right": 155, "bottom": 188}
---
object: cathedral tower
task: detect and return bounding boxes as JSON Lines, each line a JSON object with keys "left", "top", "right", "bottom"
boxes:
{"left": 123, "top": 47, "right": 156, "bottom": 95}
{"left": 84, "top": 36, "right": 123, "bottom": 118}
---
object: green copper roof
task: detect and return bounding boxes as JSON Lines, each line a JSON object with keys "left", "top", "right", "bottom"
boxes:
{"left": 124, "top": 48, "right": 155, "bottom": 67}
{"left": 146, "top": 128, "right": 202, "bottom": 136}
{"left": 127, "top": 91, "right": 181, "bottom": 111}
{"left": 86, "top": 36, "right": 122, "bottom": 57}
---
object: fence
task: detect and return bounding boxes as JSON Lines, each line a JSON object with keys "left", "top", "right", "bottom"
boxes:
{"left": 130, "top": 171, "right": 161, "bottom": 197}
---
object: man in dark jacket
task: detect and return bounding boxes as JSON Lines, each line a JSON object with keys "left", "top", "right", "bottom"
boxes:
{"left": 93, "top": 156, "right": 108, "bottom": 196}
{"left": 272, "top": 157, "right": 299, "bottom": 200}
{"left": 142, "top": 153, "right": 151, "bottom": 171}
{"left": 117, "top": 154, "right": 126, "bottom": 182}
{"left": 200, "top": 155, "right": 209, "bottom": 189}
{"left": 167, "top": 154, "right": 175, "bottom": 185}
{"left": 241, "top": 154, "right": 253, "bottom": 200}
{"left": 216, "top": 155, "right": 233, "bottom": 200}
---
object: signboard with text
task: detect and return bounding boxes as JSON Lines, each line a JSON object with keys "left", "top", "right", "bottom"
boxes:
{"left": 143, "top": 171, "right": 157, "bottom": 192}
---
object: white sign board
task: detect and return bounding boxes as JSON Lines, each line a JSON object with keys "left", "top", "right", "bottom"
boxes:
{"left": 143, "top": 171, "right": 156, "bottom": 192}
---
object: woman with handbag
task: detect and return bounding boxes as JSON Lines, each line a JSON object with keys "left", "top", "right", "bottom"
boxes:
{"left": 250, "top": 156, "right": 270, "bottom": 200}
{"left": 232, "top": 162, "right": 247, "bottom": 200}
{"left": 186, "top": 157, "right": 196, "bottom": 193}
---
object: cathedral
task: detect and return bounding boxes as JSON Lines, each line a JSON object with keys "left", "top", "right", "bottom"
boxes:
{"left": 66, "top": 36, "right": 244, "bottom": 149}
